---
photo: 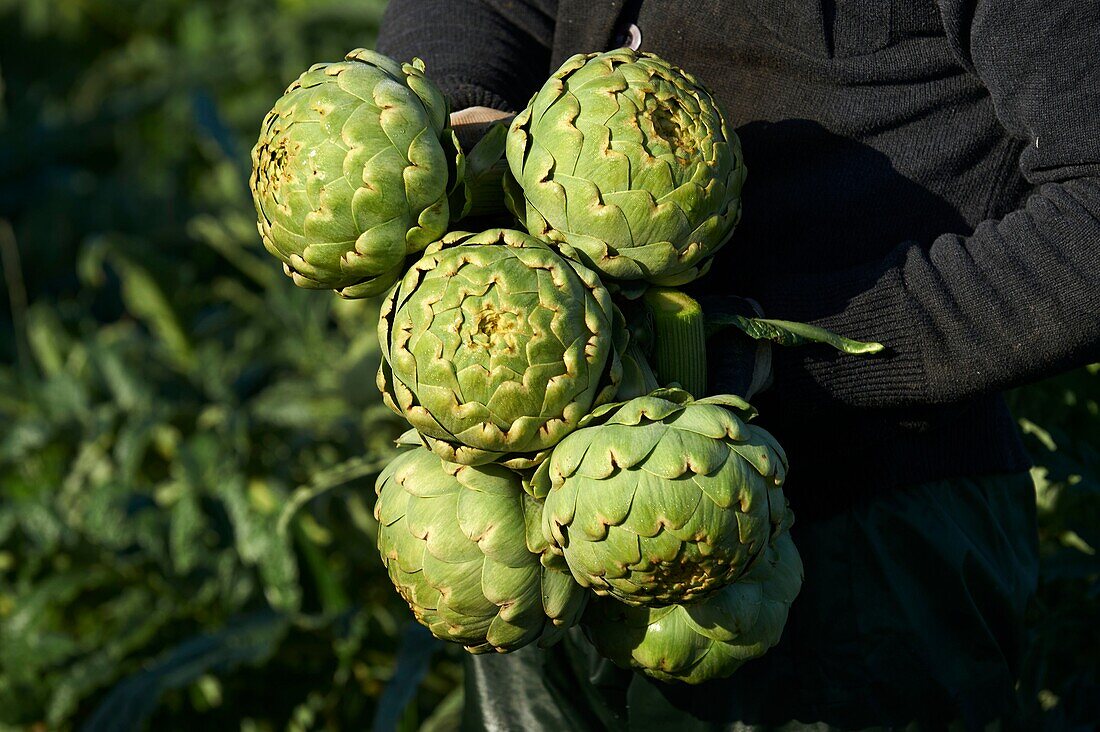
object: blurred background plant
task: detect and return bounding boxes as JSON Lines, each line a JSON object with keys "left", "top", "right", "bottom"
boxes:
{"left": 0, "top": 0, "right": 1095, "bottom": 729}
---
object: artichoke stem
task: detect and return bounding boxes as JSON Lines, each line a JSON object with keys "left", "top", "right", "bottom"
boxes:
{"left": 643, "top": 287, "right": 708, "bottom": 397}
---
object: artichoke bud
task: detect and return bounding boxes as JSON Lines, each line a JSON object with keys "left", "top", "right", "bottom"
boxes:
{"left": 582, "top": 528, "right": 803, "bottom": 684}
{"left": 375, "top": 447, "right": 587, "bottom": 653}
{"left": 538, "top": 388, "right": 789, "bottom": 607}
{"left": 249, "top": 49, "right": 453, "bottom": 298}
{"left": 507, "top": 49, "right": 746, "bottom": 286}
{"left": 377, "top": 229, "right": 626, "bottom": 470}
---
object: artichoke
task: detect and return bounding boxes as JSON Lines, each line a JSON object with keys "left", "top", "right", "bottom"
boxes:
{"left": 506, "top": 48, "right": 745, "bottom": 286}
{"left": 378, "top": 228, "right": 626, "bottom": 469}
{"left": 375, "top": 447, "right": 586, "bottom": 653}
{"left": 583, "top": 529, "right": 803, "bottom": 684}
{"left": 250, "top": 49, "right": 452, "bottom": 298}
{"left": 534, "top": 389, "right": 788, "bottom": 606}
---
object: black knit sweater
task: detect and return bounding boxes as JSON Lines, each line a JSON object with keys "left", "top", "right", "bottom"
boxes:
{"left": 378, "top": 0, "right": 1100, "bottom": 515}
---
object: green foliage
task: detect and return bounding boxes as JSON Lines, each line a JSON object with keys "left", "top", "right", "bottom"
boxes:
{"left": 0, "top": 0, "right": 463, "bottom": 729}
{"left": 1008, "top": 365, "right": 1100, "bottom": 729}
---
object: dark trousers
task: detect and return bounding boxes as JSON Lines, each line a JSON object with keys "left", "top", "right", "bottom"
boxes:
{"left": 462, "top": 473, "right": 1039, "bottom": 731}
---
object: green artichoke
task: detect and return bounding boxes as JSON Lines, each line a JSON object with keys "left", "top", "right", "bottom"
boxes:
{"left": 250, "top": 49, "right": 452, "bottom": 298}
{"left": 534, "top": 389, "right": 787, "bottom": 606}
{"left": 375, "top": 447, "right": 586, "bottom": 653}
{"left": 583, "top": 529, "right": 802, "bottom": 684}
{"left": 506, "top": 49, "right": 745, "bottom": 286}
{"left": 377, "top": 228, "right": 626, "bottom": 469}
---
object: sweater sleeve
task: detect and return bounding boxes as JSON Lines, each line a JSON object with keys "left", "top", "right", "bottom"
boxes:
{"left": 376, "top": 0, "right": 557, "bottom": 113}
{"left": 757, "top": 0, "right": 1100, "bottom": 410}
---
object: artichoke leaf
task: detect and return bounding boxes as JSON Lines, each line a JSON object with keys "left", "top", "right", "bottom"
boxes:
{"left": 705, "top": 312, "right": 885, "bottom": 355}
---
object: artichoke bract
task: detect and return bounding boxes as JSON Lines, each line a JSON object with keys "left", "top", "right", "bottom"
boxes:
{"left": 583, "top": 529, "right": 803, "bottom": 684}
{"left": 506, "top": 49, "right": 746, "bottom": 287}
{"left": 534, "top": 389, "right": 788, "bottom": 606}
{"left": 250, "top": 49, "right": 452, "bottom": 298}
{"left": 378, "top": 229, "right": 625, "bottom": 469}
{"left": 375, "top": 448, "right": 586, "bottom": 653}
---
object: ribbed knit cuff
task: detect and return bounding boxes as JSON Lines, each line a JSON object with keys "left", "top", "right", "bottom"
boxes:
{"left": 752, "top": 247, "right": 930, "bottom": 412}
{"left": 435, "top": 77, "right": 515, "bottom": 116}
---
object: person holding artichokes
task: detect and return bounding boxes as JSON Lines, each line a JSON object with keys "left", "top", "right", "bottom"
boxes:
{"left": 248, "top": 0, "right": 1100, "bottom": 729}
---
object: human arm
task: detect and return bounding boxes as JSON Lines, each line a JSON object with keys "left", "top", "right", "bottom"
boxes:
{"left": 751, "top": 0, "right": 1100, "bottom": 410}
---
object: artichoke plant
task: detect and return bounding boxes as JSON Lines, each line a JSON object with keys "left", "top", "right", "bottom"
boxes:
{"left": 583, "top": 529, "right": 802, "bottom": 684}
{"left": 250, "top": 49, "right": 454, "bottom": 298}
{"left": 534, "top": 389, "right": 788, "bottom": 607}
{"left": 375, "top": 447, "right": 586, "bottom": 653}
{"left": 506, "top": 48, "right": 745, "bottom": 287}
{"left": 377, "top": 228, "right": 626, "bottom": 469}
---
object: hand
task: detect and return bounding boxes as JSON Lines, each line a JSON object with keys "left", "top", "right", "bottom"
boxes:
{"left": 700, "top": 294, "right": 885, "bottom": 401}
{"left": 449, "top": 106, "right": 515, "bottom": 152}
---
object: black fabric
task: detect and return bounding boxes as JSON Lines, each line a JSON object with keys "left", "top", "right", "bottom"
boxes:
{"left": 378, "top": 0, "right": 558, "bottom": 112}
{"left": 460, "top": 472, "right": 1040, "bottom": 730}
{"left": 376, "top": 0, "right": 1100, "bottom": 508}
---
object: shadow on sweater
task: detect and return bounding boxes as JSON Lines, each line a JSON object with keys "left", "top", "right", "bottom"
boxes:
{"left": 711, "top": 118, "right": 972, "bottom": 282}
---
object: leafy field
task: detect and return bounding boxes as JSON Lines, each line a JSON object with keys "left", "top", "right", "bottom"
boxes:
{"left": 0, "top": 1, "right": 1096, "bottom": 729}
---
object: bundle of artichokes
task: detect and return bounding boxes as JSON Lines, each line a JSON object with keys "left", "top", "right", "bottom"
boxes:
{"left": 250, "top": 47, "right": 881, "bottom": 684}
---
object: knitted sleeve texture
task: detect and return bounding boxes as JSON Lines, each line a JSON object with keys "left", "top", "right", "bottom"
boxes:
{"left": 376, "top": 0, "right": 557, "bottom": 113}
{"left": 761, "top": 0, "right": 1100, "bottom": 410}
